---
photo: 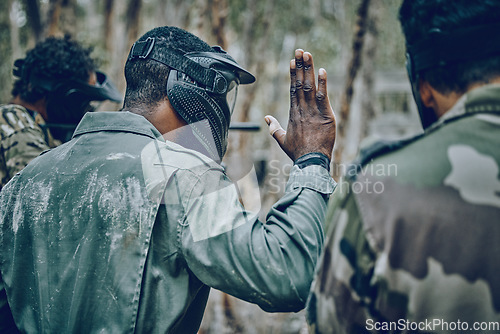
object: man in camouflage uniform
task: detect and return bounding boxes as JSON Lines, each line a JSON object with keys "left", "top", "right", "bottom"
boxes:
{"left": 306, "top": 0, "right": 500, "bottom": 333}
{"left": 0, "top": 105, "right": 52, "bottom": 190}
{"left": 0, "top": 36, "right": 120, "bottom": 190}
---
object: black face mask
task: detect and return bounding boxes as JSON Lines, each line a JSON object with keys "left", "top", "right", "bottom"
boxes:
{"left": 13, "top": 58, "right": 122, "bottom": 142}
{"left": 33, "top": 71, "right": 122, "bottom": 142}
{"left": 128, "top": 38, "right": 255, "bottom": 162}
{"left": 166, "top": 50, "right": 247, "bottom": 161}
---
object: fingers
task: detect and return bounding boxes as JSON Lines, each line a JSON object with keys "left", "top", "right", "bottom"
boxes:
{"left": 264, "top": 115, "right": 287, "bottom": 151}
{"left": 317, "top": 68, "right": 333, "bottom": 116}
{"left": 292, "top": 50, "right": 317, "bottom": 111}
{"left": 289, "top": 59, "right": 297, "bottom": 109}
{"left": 294, "top": 49, "right": 305, "bottom": 105}
{"left": 302, "top": 52, "right": 316, "bottom": 102}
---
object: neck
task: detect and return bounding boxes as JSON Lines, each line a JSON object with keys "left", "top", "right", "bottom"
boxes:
{"left": 125, "top": 101, "right": 214, "bottom": 159}
{"left": 126, "top": 99, "right": 187, "bottom": 140}
{"left": 439, "top": 77, "right": 500, "bottom": 117}
{"left": 10, "top": 96, "right": 48, "bottom": 121}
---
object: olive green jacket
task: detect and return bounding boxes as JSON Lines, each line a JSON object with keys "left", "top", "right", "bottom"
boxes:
{"left": 307, "top": 84, "right": 500, "bottom": 333}
{"left": 0, "top": 111, "right": 335, "bottom": 333}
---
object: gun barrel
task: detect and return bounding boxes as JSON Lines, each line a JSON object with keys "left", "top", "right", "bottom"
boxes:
{"left": 229, "top": 122, "right": 261, "bottom": 131}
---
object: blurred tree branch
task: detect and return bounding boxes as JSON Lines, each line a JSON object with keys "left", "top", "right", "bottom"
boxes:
{"left": 333, "top": 0, "right": 371, "bottom": 179}
{"left": 126, "top": 0, "right": 142, "bottom": 50}
{"left": 22, "top": 0, "right": 43, "bottom": 43}
{"left": 104, "top": 0, "right": 115, "bottom": 52}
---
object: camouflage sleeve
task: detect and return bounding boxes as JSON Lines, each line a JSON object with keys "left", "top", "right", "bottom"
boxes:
{"left": 0, "top": 105, "right": 50, "bottom": 189}
{"left": 306, "top": 179, "right": 378, "bottom": 334}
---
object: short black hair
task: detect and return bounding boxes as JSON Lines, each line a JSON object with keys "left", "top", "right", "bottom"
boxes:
{"left": 12, "top": 35, "right": 96, "bottom": 102}
{"left": 122, "top": 26, "right": 213, "bottom": 113}
{"left": 399, "top": 0, "right": 500, "bottom": 94}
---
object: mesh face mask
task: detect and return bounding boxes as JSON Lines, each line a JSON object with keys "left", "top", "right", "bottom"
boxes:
{"left": 128, "top": 38, "right": 255, "bottom": 162}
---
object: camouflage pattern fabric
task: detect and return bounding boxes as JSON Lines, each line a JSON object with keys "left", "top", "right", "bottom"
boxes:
{"left": 307, "top": 83, "right": 500, "bottom": 334}
{"left": 0, "top": 104, "right": 51, "bottom": 190}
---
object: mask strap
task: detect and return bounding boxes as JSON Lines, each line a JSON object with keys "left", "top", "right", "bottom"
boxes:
{"left": 129, "top": 37, "right": 228, "bottom": 94}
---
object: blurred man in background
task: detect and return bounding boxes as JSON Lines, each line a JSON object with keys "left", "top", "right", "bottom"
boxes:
{"left": 0, "top": 26, "right": 336, "bottom": 333}
{"left": 0, "top": 35, "right": 121, "bottom": 190}
{"left": 306, "top": 0, "right": 500, "bottom": 333}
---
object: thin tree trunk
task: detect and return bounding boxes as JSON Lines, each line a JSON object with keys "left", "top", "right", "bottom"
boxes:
{"left": 237, "top": 0, "right": 274, "bottom": 127}
{"left": 23, "top": 0, "right": 44, "bottom": 43}
{"left": 59, "top": 0, "right": 77, "bottom": 36}
{"left": 45, "top": 0, "right": 62, "bottom": 37}
{"left": 104, "top": 0, "right": 115, "bottom": 52}
{"left": 126, "top": 0, "right": 142, "bottom": 50}
{"left": 195, "top": 0, "right": 209, "bottom": 41}
{"left": 9, "top": 0, "right": 21, "bottom": 60}
{"left": 209, "top": 0, "right": 228, "bottom": 49}
{"left": 359, "top": 0, "right": 380, "bottom": 140}
{"left": 332, "top": 0, "right": 371, "bottom": 179}
{"left": 1, "top": 0, "right": 13, "bottom": 101}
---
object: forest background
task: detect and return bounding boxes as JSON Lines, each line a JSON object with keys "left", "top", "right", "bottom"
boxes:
{"left": 0, "top": 0, "right": 420, "bottom": 333}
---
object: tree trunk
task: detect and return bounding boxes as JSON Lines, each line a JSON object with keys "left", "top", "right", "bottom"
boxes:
{"left": 359, "top": 0, "right": 380, "bottom": 140}
{"left": 332, "top": 0, "right": 371, "bottom": 179}
{"left": 59, "top": 0, "right": 77, "bottom": 36}
{"left": 209, "top": 0, "right": 228, "bottom": 49}
{"left": 22, "top": 0, "right": 44, "bottom": 43}
{"left": 1, "top": 0, "right": 13, "bottom": 101}
{"left": 103, "top": 0, "right": 115, "bottom": 52}
{"left": 45, "top": 0, "right": 62, "bottom": 37}
{"left": 236, "top": 0, "right": 274, "bottom": 149}
{"left": 9, "top": 0, "right": 21, "bottom": 60}
{"left": 195, "top": 0, "right": 209, "bottom": 42}
{"left": 126, "top": 0, "right": 142, "bottom": 51}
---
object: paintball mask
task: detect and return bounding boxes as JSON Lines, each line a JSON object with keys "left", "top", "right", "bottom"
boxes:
{"left": 128, "top": 37, "right": 255, "bottom": 162}
{"left": 406, "top": 22, "right": 500, "bottom": 130}
{"left": 13, "top": 59, "right": 122, "bottom": 142}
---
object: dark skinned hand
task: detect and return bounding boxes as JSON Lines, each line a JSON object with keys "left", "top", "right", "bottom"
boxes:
{"left": 265, "top": 49, "right": 336, "bottom": 162}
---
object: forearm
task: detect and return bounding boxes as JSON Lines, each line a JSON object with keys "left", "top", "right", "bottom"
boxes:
{"left": 181, "top": 162, "right": 335, "bottom": 312}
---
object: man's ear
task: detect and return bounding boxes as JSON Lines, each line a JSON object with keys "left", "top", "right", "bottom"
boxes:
{"left": 418, "top": 79, "right": 435, "bottom": 109}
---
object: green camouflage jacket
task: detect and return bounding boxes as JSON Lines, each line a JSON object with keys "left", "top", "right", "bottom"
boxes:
{"left": 307, "top": 84, "right": 500, "bottom": 334}
{"left": 0, "top": 111, "right": 335, "bottom": 333}
{"left": 0, "top": 104, "right": 55, "bottom": 190}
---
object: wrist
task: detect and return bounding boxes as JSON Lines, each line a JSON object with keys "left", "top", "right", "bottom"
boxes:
{"left": 294, "top": 152, "right": 331, "bottom": 172}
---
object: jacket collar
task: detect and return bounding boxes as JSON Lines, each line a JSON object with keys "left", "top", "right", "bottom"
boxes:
{"left": 73, "top": 111, "right": 163, "bottom": 141}
{"left": 430, "top": 83, "right": 500, "bottom": 131}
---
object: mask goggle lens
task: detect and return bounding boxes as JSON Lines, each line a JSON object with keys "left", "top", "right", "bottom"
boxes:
{"left": 227, "top": 80, "right": 238, "bottom": 115}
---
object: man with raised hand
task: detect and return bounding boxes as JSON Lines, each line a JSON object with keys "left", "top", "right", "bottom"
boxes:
{"left": 0, "top": 26, "right": 335, "bottom": 333}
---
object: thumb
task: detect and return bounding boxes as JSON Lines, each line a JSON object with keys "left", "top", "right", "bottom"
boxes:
{"left": 265, "top": 115, "right": 286, "bottom": 148}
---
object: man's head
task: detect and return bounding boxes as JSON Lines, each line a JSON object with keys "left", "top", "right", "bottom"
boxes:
{"left": 399, "top": 0, "right": 500, "bottom": 128}
{"left": 123, "top": 26, "right": 255, "bottom": 162}
{"left": 12, "top": 35, "right": 121, "bottom": 141}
